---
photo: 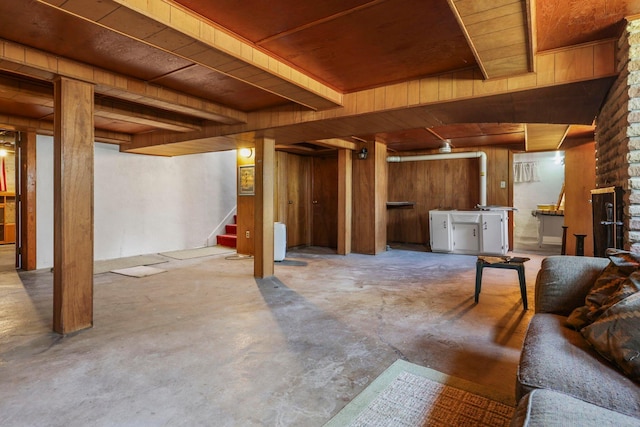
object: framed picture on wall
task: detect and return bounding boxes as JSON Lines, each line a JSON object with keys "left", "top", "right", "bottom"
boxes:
{"left": 238, "top": 165, "right": 255, "bottom": 196}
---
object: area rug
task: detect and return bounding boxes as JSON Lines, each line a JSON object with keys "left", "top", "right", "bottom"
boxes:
{"left": 324, "top": 359, "right": 514, "bottom": 427}
{"left": 159, "top": 246, "right": 236, "bottom": 260}
{"left": 110, "top": 265, "right": 167, "bottom": 278}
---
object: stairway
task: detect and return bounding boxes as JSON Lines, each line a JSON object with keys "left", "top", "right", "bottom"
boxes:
{"left": 216, "top": 215, "right": 237, "bottom": 248}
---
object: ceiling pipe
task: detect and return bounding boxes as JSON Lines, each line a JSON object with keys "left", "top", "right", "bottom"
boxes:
{"left": 386, "top": 151, "right": 487, "bottom": 206}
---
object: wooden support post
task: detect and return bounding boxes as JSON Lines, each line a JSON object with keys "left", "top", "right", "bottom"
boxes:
{"left": 254, "top": 136, "right": 275, "bottom": 278}
{"left": 53, "top": 77, "right": 94, "bottom": 334}
{"left": 337, "top": 149, "right": 352, "bottom": 255}
{"left": 18, "top": 130, "right": 37, "bottom": 270}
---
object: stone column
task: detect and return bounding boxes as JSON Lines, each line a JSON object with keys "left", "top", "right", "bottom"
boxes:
{"left": 595, "top": 18, "right": 640, "bottom": 251}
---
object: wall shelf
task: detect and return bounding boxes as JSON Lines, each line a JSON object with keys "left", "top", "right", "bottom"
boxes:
{"left": 386, "top": 201, "right": 416, "bottom": 209}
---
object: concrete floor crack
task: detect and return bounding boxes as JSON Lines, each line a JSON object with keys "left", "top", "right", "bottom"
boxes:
{"left": 376, "top": 293, "right": 408, "bottom": 361}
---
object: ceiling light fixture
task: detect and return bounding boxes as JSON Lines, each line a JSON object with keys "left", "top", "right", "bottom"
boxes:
{"left": 239, "top": 147, "right": 253, "bottom": 158}
{"left": 439, "top": 140, "right": 453, "bottom": 153}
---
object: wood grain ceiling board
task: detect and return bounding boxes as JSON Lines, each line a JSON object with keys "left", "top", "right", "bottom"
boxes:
{"left": 173, "top": 0, "right": 375, "bottom": 42}
{"left": 449, "top": 0, "right": 531, "bottom": 78}
{"left": 39, "top": 0, "right": 342, "bottom": 110}
{"left": 254, "top": 0, "right": 478, "bottom": 92}
{"left": 0, "top": 99, "right": 53, "bottom": 121}
{"left": 0, "top": 2, "right": 191, "bottom": 82}
{"left": 430, "top": 123, "right": 525, "bottom": 138}
{"left": 525, "top": 123, "right": 570, "bottom": 151}
{"left": 3, "top": 2, "right": 298, "bottom": 113}
{"left": 93, "top": 116, "right": 159, "bottom": 135}
{"left": 151, "top": 66, "right": 291, "bottom": 112}
{"left": 536, "top": 0, "right": 631, "bottom": 52}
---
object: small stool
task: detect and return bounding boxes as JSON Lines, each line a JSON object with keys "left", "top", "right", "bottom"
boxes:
{"left": 475, "top": 256, "right": 530, "bottom": 310}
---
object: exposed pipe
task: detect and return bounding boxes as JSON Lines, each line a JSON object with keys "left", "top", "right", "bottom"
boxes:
{"left": 386, "top": 151, "right": 487, "bottom": 206}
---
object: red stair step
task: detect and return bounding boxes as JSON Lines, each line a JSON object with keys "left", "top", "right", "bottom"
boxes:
{"left": 225, "top": 224, "right": 237, "bottom": 234}
{"left": 217, "top": 234, "right": 237, "bottom": 248}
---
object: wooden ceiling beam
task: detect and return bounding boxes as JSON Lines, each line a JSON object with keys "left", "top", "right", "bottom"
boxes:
{"left": 311, "top": 138, "right": 357, "bottom": 150}
{"left": 124, "top": 40, "right": 616, "bottom": 155}
{"left": 0, "top": 74, "right": 203, "bottom": 133}
{"left": 35, "top": 0, "right": 343, "bottom": 111}
{"left": 95, "top": 99, "right": 202, "bottom": 133}
{"left": 0, "top": 113, "right": 132, "bottom": 145}
{"left": 0, "top": 38, "right": 247, "bottom": 125}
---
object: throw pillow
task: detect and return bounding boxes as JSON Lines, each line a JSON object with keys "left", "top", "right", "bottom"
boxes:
{"left": 566, "top": 249, "right": 640, "bottom": 330}
{"left": 581, "top": 291, "right": 640, "bottom": 382}
{"left": 566, "top": 262, "right": 625, "bottom": 329}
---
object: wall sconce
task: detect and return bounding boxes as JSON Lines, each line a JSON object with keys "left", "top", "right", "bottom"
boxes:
{"left": 357, "top": 147, "right": 368, "bottom": 160}
{"left": 0, "top": 149, "right": 7, "bottom": 157}
{"left": 239, "top": 148, "right": 253, "bottom": 158}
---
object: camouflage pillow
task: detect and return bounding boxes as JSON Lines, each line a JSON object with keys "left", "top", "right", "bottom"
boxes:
{"left": 566, "top": 262, "right": 626, "bottom": 329}
{"left": 566, "top": 249, "right": 640, "bottom": 330}
{"left": 581, "top": 291, "right": 640, "bottom": 382}
{"left": 606, "top": 249, "right": 640, "bottom": 274}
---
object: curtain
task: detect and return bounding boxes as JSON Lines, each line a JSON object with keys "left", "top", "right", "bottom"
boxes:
{"left": 513, "top": 161, "right": 539, "bottom": 183}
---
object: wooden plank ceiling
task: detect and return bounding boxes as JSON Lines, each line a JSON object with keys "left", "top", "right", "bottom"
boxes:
{"left": 0, "top": 0, "right": 634, "bottom": 155}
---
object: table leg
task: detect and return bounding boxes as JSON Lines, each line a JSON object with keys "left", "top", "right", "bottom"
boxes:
{"left": 517, "top": 265, "right": 528, "bottom": 310}
{"left": 475, "top": 261, "right": 483, "bottom": 303}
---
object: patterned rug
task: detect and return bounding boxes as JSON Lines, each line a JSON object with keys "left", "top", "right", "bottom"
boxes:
{"left": 324, "top": 360, "right": 514, "bottom": 427}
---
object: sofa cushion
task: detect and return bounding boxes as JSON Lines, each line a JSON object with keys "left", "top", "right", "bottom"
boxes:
{"left": 511, "top": 389, "right": 640, "bottom": 427}
{"left": 534, "top": 256, "right": 609, "bottom": 316}
{"left": 582, "top": 291, "right": 640, "bottom": 382}
{"left": 517, "top": 313, "right": 640, "bottom": 418}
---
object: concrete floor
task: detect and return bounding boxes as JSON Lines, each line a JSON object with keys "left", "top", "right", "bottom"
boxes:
{"left": 0, "top": 244, "right": 547, "bottom": 426}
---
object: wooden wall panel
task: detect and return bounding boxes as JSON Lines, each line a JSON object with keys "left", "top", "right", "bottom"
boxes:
{"left": 285, "top": 153, "right": 311, "bottom": 248}
{"left": 352, "top": 141, "right": 387, "bottom": 254}
{"left": 564, "top": 142, "right": 596, "bottom": 256}
{"left": 236, "top": 151, "right": 255, "bottom": 256}
{"left": 374, "top": 141, "right": 388, "bottom": 253}
{"left": 387, "top": 146, "right": 512, "bottom": 246}
{"left": 19, "top": 130, "right": 37, "bottom": 270}
{"left": 312, "top": 156, "right": 338, "bottom": 248}
{"left": 352, "top": 147, "right": 375, "bottom": 253}
{"left": 338, "top": 149, "right": 352, "bottom": 255}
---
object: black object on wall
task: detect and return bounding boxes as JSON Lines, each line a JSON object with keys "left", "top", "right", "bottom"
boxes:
{"left": 591, "top": 186, "right": 624, "bottom": 257}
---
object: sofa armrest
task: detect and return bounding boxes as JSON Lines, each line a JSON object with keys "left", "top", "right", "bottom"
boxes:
{"left": 535, "top": 256, "right": 609, "bottom": 315}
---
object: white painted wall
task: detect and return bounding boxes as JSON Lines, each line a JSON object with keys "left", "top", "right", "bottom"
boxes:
{"left": 513, "top": 151, "right": 565, "bottom": 242}
{"left": 36, "top": 139, "right": 54, "bottom": 269}
{"left": 36, "top": 136, "right": 237, "bottom": 268}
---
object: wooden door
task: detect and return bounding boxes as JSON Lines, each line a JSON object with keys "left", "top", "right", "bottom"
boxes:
{"left": 312, "top": 156, "right": 338, "bottom": 248}
{"left": 286, "top": 154, "right": 311, "bottom": 247}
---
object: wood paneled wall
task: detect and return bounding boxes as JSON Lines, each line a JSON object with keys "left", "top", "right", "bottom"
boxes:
{"left": 352, "top": 141, "right": 388, "bottom": 254}
{"left": 236, "top": 151, "right": 255, "bottom": 256}
{"left": 274, "top": 152, "right": 312, "bottom": 248}
{"left": 387, "top": 146, "right": 512, "bottom": 246}
{"left": 564, "top": 142, "right": 596, "bottom": 256}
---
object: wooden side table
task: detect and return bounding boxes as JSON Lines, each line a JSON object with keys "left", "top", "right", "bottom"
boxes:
{"left": 475, "top": 256, "right": 530, "bottom": 310}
